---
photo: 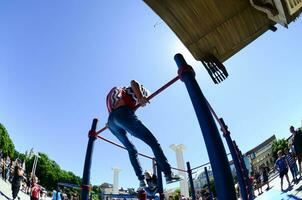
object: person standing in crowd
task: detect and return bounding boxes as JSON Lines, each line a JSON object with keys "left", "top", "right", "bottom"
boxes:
{"left": 9, "top": 159, "right": 15, "bottom": 182}
{"left": 275, "top": 150, "right": 291, "bottom": 191}
{"left": 249, "top": 172, "right": 255, "bottom": 198}
{"left": 254, "top": 170, "right": 263, "bottom": 195}
{"left": 0, "top": 157, "right": 4, "bottom": 179}
{"left": 260, "top": 165, "right": 270, "bottom": 190}
{"left": 284, "top": 148, "right": 299, "bottom": 183}
{"left": 290, "top": 126, "right": 302, "bottom": 176}
{"left": 11, "top": 159, "right": 24, "bottom": 200}
{"left": 30, "top": 176, "right": 41, "bottom": 200}
{"left": 25, "top": 172, "right": 33, "bottom": 194}
{"left": 52, "top": 189, "right": 62, "bottom": 200}
{"left": 4, "top": 156, "right": 11, "bottom": 182}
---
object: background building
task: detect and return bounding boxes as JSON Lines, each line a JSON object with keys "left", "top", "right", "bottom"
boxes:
{"left": 245, "top": 135, "right": 277, "bottom": 172}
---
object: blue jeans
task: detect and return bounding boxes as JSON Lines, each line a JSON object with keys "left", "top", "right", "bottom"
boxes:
{"left": 108, "top": 106, "right": 171, "bottom": 180}
{"left": 290, "top": 163, "right": 298, "bottom": 180}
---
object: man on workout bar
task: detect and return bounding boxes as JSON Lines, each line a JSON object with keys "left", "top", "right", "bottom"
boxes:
{"left": 106, "top": 80, "right": 181, "bottom": 187}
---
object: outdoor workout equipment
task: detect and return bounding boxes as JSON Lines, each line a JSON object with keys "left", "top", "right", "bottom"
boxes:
{"left": 95, "top": 75, "right": 180, "bottom": 135}
{"left": 174, "top": 54, "right": 236, "bottom": 199}
{"left": 81, "top": 53, "right": 237, "bottom": 200}
{"left": 205, "top": 99, "right": 254, "bottom": 200}
{"left": 81, "top": 75, "right": 182, "bottom": 200}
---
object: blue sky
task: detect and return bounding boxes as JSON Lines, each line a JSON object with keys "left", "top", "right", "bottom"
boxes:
{"left": 0, "top": 1, "right": 301, "bottom": 189}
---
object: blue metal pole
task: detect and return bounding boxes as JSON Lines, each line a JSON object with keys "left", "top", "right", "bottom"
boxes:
{"left": 174, "top": 53, "right": 236, "bottom": 200}
{"left": 81, "top": 118, "right": 98, "bottom": 200}
{"left": 204, "top": 167, "right": 213, "bottom": 200}
{"left": 156, "top": 164, "right": 164, "bottom": 200}
{"left": 186, "top": 162, "right": 196, "bottom": 200}
{"left": 220, "top": 118, "right": 248, "bottom": 200}
{"left": 234, "top": 141, "right": 254, "bottom": 199}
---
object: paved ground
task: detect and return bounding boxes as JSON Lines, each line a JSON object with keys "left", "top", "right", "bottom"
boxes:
{"left": 1, "top": 172, "right": 302, "bottom": 200}
{"left": 254, "top": 171, "right": 302, "bottom": 200}
{"left": 0, "top": 178, "right": 30, "bottom": 200}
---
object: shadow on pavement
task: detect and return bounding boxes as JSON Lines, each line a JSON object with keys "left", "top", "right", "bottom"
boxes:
{"left": 288, "top": 194, "right": 302, "bottom": 200}
{"left": 0, "top": 190, "right": 10, "bottom": 200}
{"left": 296, "top": 185, "right": 302, "bottom": 192}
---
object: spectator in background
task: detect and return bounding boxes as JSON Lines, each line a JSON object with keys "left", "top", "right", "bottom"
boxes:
{"left": 52, "top": 189, "right": 62, "bottom": 200}
{"left": 4, "top": 156, "right": 11, "bottom": 182}
{"left": 11, "top": 159, "right": 24, "bottom": 200}
{"left": 30, "top": 176, "right": 41, "bottom": 200}
{"left": 254, "top": 170, "right": 263, "bottom": 195}
{"left": 275, "top": 150, "right": 291, "bottom": 191}
{"left": 0, "top": 158, "right": 4, "bottom": 179}
{"left": 290, "top": 126, "right": 302, "bottom": 176}
{"left": 249, "top": 173, "right": 255, "bottom": 198}
{"left": 260, "top": 165, "right": 270, "bottom": 190}
{"left": 9, "top": 159, "right": 15, "bottom": 182}
{"left": 284, "top": 148, "right": 299, "bottom": 183}
{"left": 25, "top": 172, "right": 33, "bottom": 194}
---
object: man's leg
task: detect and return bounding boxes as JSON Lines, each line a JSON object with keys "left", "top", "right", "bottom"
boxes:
{"left": 280, "top": 176, "right": 284, "bottom": 190}
{"left": 290, "top": 167, "right": 295, "bottom": 182}
{"left": 114, "top": 107, "right": 172, "bottom": 176}
{"left": 108, "top": 124, "right": 144, "bottom": 181}
{"left": 298, "top": 155, "right": 302, "bottom": 176}
{"left": 285, "top": 173, "right": 291, "bottom": 187}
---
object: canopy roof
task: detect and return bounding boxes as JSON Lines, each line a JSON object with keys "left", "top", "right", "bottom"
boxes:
{"left": 144, "top": 0, "right": 276, "bottom": 62}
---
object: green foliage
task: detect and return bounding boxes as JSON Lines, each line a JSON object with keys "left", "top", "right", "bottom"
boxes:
{"left": 26, "top": 152, "right": 82, "bottom": 192}
{"left": 0, "top": 122, "right": 86, "bottom": 198}
{"left": 91, "top": 186, "right": 103, "bottom": 200}
{"left": 209, "top": 178, "right": 216, "bottom": 198}
{"left": 272, "top": 139, "right": 288, "bottom": 161}
{"left": 13, "top": 150, "right": 26, "bottom": 162}
{"left": 0, "top": 123, "right": 15, "bottom": 158}
{"left": 172, "top": 188, "right": 181, "bottom": 200}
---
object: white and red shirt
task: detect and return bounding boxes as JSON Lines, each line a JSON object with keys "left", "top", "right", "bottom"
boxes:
{"left": 31, "top": 183, "right": 41, "bottom": 198}
{"left": 106, "top": 86, "right": 149, "bottom": 112}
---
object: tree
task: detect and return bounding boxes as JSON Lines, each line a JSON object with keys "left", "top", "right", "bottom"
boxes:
{"left": 0, "top": 123, "right": 15, "bottom": 158}
{"left": 91, "top": 185, "right": 103, "bottom": 200}
{"left": 0, "top": 122, "right": 84, "bottom": 198}
{"left": 26, "top": 152, "right": 81, "bottom": 191}
{"left": 272, "top": 139, "right": 288, "bottom": 161}
{"left": 209, "top": 178, "right": 216, "bottom": 198}
{"left": 13, "top": 150, "right": 26, "bottom": 162}
{"left": 172, "top": 188, "right": 181, "bottom": 200}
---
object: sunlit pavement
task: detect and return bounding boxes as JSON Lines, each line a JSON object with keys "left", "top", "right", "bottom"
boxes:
{"left": 254, "top": 172, "right": 302, "bottom": 200}
{"left": 0, "top": 178, "right": 30, "bottom": 200}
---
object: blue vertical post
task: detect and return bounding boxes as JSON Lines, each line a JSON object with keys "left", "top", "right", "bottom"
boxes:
{"left": 220, "top": 118, "right": 248, "bottom": 200}
{"left": 186, "top": 162, "right": 196, "bottom": 200}
{"left": 156, "top": 164, "right": 165, "bottom": 200}
{"left": 174, "top": 53, "right": 236, "bottom": 200}
{"left": 234, "top": 141, "right": 254, "bottom": 199}
{"left": 204, "top": 167, "right": 213, "bottom": 200}
{"left": 81, "top": 118, "right": 98, "bottom": 200}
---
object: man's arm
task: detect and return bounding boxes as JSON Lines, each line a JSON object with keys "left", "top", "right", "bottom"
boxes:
{"left": 131, "top": 80, "right": 149, "bottom": 107}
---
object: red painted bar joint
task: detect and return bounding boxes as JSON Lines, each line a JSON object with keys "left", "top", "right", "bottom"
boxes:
{"left": 88, "top": 130, "right": 97, "bottom": 138}
{"left": 81, "top": 184, "right": 92, "bottom": 190}
{"left": 177, "top": 65, "right": 195, "bottom": 81}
